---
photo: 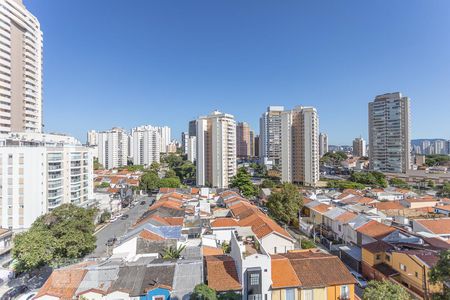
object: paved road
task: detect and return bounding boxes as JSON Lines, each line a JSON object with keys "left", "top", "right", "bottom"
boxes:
{"left": 89, "top": 195, "right": 153, "bottom": 258}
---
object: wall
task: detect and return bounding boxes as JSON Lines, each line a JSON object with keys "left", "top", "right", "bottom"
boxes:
{"left": 262, "top": 233, "right": 294, "bottom": 254}
{"left": 271, "top": 288, "right": 299, "bottom": 300}
{"left": 326, "top": 284, "right": 355, "bottom": 300}
{"left": 299, "top": 288, "right": 327, "bottom": 300}
{"left": 142, "top": 287, "right": 170, "bottom": 300}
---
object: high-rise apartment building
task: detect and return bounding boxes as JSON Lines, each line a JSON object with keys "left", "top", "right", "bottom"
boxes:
{"left": 196, "top": 111, "right": 236, "bottom": 188}
{"left": 259, "top": 106, "right": 284, "bottom": 165}
{"left": 98, "top": 128, "right": 129, "bottom": 169}
{"left": 368, "top": 92, "right": 411, "bottom": 173}
{"left": 0, "top": 133, "right": 94, "bottom": 231}
{"left": 254, "top": 135, "right": 259, "bottom": 158}
{"left": 157, "top": 126, "right": 171, "bottom": 153}
{"left": 319, "top": 133, "right": 328, "bottom": 157}
{"left": 86, "top": 130, "right": 98, "bottom": 146}
{"left": 281, "top": 107, "right": 320, "bottom": 187}
{"left": 132, "top": 126, "right": 160, "bottom": 167}
{"left": 0, "top": 0, "right": 43, "bottom": 133}
{"left": 181, "top": 132, "right": 189, "bottom": 154}
{"left": 249, "top": 130, "right": 255, "bottom": 157}
{"left": 187, "top": 136, "right": 196, "bottom": 163}
{"left": 188, "top": 120, "right": 197, "bottom": 137}
{"left": 353, "top": 137, "right": 367, "bottom": 157}
{"left": 236, "top": 122, "right": 251, "bottom": 158}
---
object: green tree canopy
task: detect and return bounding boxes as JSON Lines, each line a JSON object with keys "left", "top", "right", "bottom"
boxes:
{"left": 327, "top": 180, "right": 365, "bottom": 190}
{"left": 266, "top": 183, "right": 302, "bottom": 224}
{"left": 159, "top": 177, "right": 181, "bottom": 188}
{"left": 439, "top": 183, "right": 450, "bottom": 197}
{"left": 350, "top": 171, "right": 388, "bottom": 188}
{"left": 363, "top": 280, "right": 410, "bottom": 300}
{"left": 429, "top": 250, "right": 450, "bottom": 300}
{"left": 140, "top": 171, "right": 160, "bottom": 191}
{"left": 230, "top": 168, "right": 257, "bottom": 198}
{"left": 260, "top": 179, "right": 276, "bottom": 189}
{"left": 389, "top": 178, "right": 409, "bottom": 189}
{"left": 425, "top": 155, "right": 450, "bottom": 167}
{"left": 12, "top": 204, "right": 96, "bottom": 272}
{"left": 190, "top": 284, "right": 217, "bottom": 300}
{"left": 320, "top": 151, "right": 347, "bottom": 165}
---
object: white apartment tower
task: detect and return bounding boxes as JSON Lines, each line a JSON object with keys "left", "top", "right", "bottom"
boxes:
{"left": 98, "top": 128, "right": 128, "bottom": 169}
{"left": 86, "top": 130, "right": 98, "bottom": 146}
{"left": 281, "top": 106, "right": 320, "bottom": 187}
{"left": 187, "top": 136, "right": 196, "bottom": 163}
{"left": 132, "top": 125, "right": 160, "bottom": 166}
{"left": 0, "top": 133, "right": 94, "bottom": 231}
{"left": 259, "top": 106, "right": 284, "bottom": 165}
{"left": 319, "top": 132, "right": 328, "bottom": 157}
{"left": 158, "top": 126, "right": 171, "bottom": 153}
{"left": 368, "top": 92, "right": 411, "bottom": 173}
{"left": 0, "top": 0, "right": 43, "bottom": 133}
{"left": 196, "top": 111, "right": 236, "bottom": 188}
{"left": 353, "top": 137, "right": 367, "bottom": 157}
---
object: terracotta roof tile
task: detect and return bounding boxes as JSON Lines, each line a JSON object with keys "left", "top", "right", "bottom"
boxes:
{"left": 211, "top": 218, "right": 239, "bottom": 228}
{"left": 415, "top": 218, "right": 450, "bottom": 235}
{"left": 202, "top": 246, "right": 224, "bottom": 256}
{"left": 436, "top": 205, "right": 450, "bottom": 212}
{"left": 271, "top": 255, "right": 301, "bottom": 288}
{"left": 139, "top": 229, "right": 165, "bottom": 241}
{"left": 205, "top": 255, "right": 241, "bottom": 292}
{"left": 371, "top": 201, "right": 405, "bottom": 210}
{"left": 362, "top": 241, "right": 394, "bottom": 253}
{"left": 335, "top": 211, "right": 357, "bottom": 223}
{"left": 356, "top": 220, "right": 396, "bottom": 240}
{"left": 310, "top": 203, "right": 331, "bottom": 213}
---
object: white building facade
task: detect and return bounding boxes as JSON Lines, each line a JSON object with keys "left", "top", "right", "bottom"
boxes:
{"left": 98, "top": 128, "right": 129, "bottom": 169}
{"left": 259, "top": 106, "right": 284, "bottom": 166}
{"left": 131, "top": 125, "right": 160, "bottom": 167}
{"left": 196, "top": 111, "right": 236, "bottom": 188}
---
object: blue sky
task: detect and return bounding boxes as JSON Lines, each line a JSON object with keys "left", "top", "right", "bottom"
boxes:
{"left": 25, "top": 0, "right": 450, "bottom": 145}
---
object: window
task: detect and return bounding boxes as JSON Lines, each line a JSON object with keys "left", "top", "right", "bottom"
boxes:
{"left": 415, "top": 272, "right": 419, "bottom": 278}
{"left": 286, "top": 288, "right": 295, "bottom": 300}
{"left": 341, "top": 285, "right": 349, "bottom": 299}
{"left": 385, "top": 254, "right": 390, "bottom": 262}
{"left": 400, "top": 264, "right": 407, "bottom": 272}
{"left": 304, "top": 289, "right": 314, "bottom": 300}
{"left": 376, "top": 254, "right": 381, "bottom": 260}
{"left": 250, "top": 273, "right": 260, "bottom": 286}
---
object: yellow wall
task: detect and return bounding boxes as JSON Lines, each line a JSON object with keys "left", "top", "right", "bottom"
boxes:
{"left": 327, "top": 284, "right": 355, "bottom": 300}
{"left": 299, "top": 288, "right": 327, "bottom": 300}
{"left": 272, "top": 288, "right": 299, "bottom": 300}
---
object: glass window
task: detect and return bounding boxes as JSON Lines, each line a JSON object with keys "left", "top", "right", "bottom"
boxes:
{"left": 341, "top": 285, "right": 349, "bottom": 299}
{"left": 250, "top": 273, "right": 259, "bottom": 286}
{"left": 286, "top": 288, "right": 295, "bottom": 300}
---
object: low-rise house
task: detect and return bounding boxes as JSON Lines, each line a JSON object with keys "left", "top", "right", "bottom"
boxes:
{"left": 210, "top": 218, "right": 239, "bottom": 244}
{"left": 401, "top": 197, "right": 440, "bottom": 209}
{"left": 362, "top": 242, "right": 444, "bottom": 298}
{"left": 332, "top": 211, "right": 358, "bottom": 242}
{"left": 434, "top": 204, "right": 450, "bottom": 216}
{"left": 342, "top": 215, "right": 371, "bottom": 245}
{"left": 204, "top": 255, "right": 242, "bottom": 295}
{"left": 0, "top": 228, "right": 12, "bottom": 263}
{"left": 355, "top": 220, "right": 396, "bottom": 246}
{"left": 412, "top": 218, "right": 450, "bottom": 242}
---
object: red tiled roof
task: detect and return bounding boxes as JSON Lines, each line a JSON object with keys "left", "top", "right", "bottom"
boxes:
{"left": 139, "top": 229, "right": 165, "bottom": 241}
{"left": 334, "top": 211, "right": 357, "bottom": 223}
{"left": 271, "top": 255, "right": 301, "bottom": 288}
{"left": 211, "top": 218, "right": 239, "bottom": 228}
{"left": 414, "top": 218, "right": 450, "bottom": 235}
{"left": 204, "top": 255, "right": 241, "bottom": 292}
{"left": 310, "top": 203, "right": 331, "bottom": 213}
{"left": 202, "top": 246, "right": 224, "bottom": 256}
{"left": 371, "top": 201, "right": 405, "bottom": 210}
{"left": 362, "top": 241, "right": 394, "bottom": 253}
{"left": 356, "top": 220, "right": 396, "bottom": 240}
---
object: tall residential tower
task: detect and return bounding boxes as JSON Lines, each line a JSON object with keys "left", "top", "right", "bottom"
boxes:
{"left": 259, "top": 106, "right": 284, "bottom": 166}
{"left": 196, "top": 111, "right": 236, "bottom": 188}
{"left": 368, "top": 92, "right": 411, "bottom": 173}
{"left": 0, "top": 0, "right": 43, "bottom": 133}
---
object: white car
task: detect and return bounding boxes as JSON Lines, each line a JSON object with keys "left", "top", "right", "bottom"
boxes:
{"left": 17, "top": 291, "right": 37, "bottom": 300}
{"left": 350, "top": 271, "right": 368, "bottom": 288}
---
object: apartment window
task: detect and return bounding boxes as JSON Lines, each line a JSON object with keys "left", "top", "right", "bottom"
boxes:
{"left": 400, "top": 264, "right": 407, "bottom": 272}
{"left": 250, "top": 273, "right": 259, "bottom": 286}
{"left": 338, "top": 224, "right": 342, "bottom": 231}
{"left": 340, "top": 285, "right": 349, "bottom": 299}
{"left": 286, "top": 288, "right": 295, "bottom": 300}
{"left": 304, "top": 289, "right": 314, "bottom": 300}
{"left": 385, "top": 254, "right": 391, "bottom": 262}
{"left": 376, "top": 254, "right": 381, "bottom": 260}
{"left": 415, "top": 271, "right": 419, "bottom": 278}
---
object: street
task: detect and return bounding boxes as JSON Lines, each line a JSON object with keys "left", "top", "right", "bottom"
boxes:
{"left": 89, "top": 195, "right": 153, "bottom": 258}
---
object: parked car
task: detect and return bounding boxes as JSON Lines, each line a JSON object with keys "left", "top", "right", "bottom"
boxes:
{"left": 1, "top": 285, "right": 29, "bottom": 300}
{"left": 17, "top": 291, "right": 37, "bottom": 300}
{"left": 350, "top": 271, "right": 368, "bottom": 288}
{"left": 121, "top": 214, "right": 129, "bottom": 220}
{"left": 140, "top": 200, "right": 146, "bottom": 205}
{"left": 106, "top": 237, "right": 117, "bottom": 246}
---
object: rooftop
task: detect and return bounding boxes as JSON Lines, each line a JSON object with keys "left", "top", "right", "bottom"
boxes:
{"left": 204, "top": 255, "right": 241, "bottom": 292}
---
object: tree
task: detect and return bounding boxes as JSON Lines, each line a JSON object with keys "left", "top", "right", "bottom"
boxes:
{"left": 327, "top": 180, "right": 365, "bottom": 190}
{"left": 149, "top": 162, "right": 161, "bottom": 173}
{"left": 159, "top": 177, "right": 181, "bottom": 188}
{"left": 190, "top": 284, "right": 217, "bottom": 300}
{"left": 12, "top": 204, "right": 96, "bottom": 272}
{"left": 161, "top": 245, "right": 186, "bottom": 259}
{"left": 266, "top": 183, "right": 302, "bottom": 224}
{"left": 389, "top": 178, "right": 409, "bottom": 189}
{"left": 429, "top": 250, "right": 450, "bottom": 300}
{"left": 164, "top": 169, "right": 177, "bottom": 178}
{"left": 350, "top": 171, "right": 388, "bottom": 188}
{"left": 439, "top": 183, "right": 450, "bottom": 197}
{"left": 363, "top": 280, "right": 410, "bottom": 300}
{"left": 428, "top": 180, "right": 436, "bottom": 189}
{"left": 93, "top": 158, "right": 103, "bottom": 170}
{"left": 98, "top": 182, "right": 110, "bottom": 188}
{"left": 140, "top": 171, "right": 160, "bottom": 191}
{"left": 260, "top": 179, "right": 276, "bottom": 189}
{"left": 230, "top": 168, "right": 257, "bottom": 198}
{"left": 320, "top": 151, "right": 347, "bottom": 165}
{"left": 99, "top": 210, "right": 111, "bottom": 223}
{"left": 221, "top": 241, "right": 231, "bottom": 254}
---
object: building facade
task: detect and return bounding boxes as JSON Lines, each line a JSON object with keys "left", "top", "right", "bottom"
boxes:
{"left": 132, "top": 126, "right": 160, "bottom": 167}
{"left": 98, "top": 128, "right": 129, "bottom": 169}
{"left": 157, "top": 126, "right": 171, "bottom": 154}
{"left": 352, "top": 137, "right": 367, "bottom": 157}
{"left": 236, "top": 122, "right": 251, "bottom": 158}
{"left": 0, "top": 133, "right": 94, "bottom": 231}
{"left": 319, "top": 133, "right": 328, "bottom": 157}
{"left": 0, "top": 0, "right": 43, "bottom": 134}
{"left": 259, "top": 106, "right": 284, "bottom": 166}
{"left": 368, "top": 92, "right": 411, "bottom": 173}
{"left": 196, "top": 111, "right": 236, "bottom": 188}
{"left": 281, "top": 106, "right": 320, "bottom": 187}
{"left": 86, "top": 130, "right": 98, "bottom": 146}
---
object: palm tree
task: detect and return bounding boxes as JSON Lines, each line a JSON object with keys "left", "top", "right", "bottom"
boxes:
{"left": 161, "top": 245, "right": 186, "bottom": 259}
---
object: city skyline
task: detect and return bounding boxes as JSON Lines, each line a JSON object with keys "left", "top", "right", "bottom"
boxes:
{"left": 24, "top": 0, "right": 450, "bottom": 145}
